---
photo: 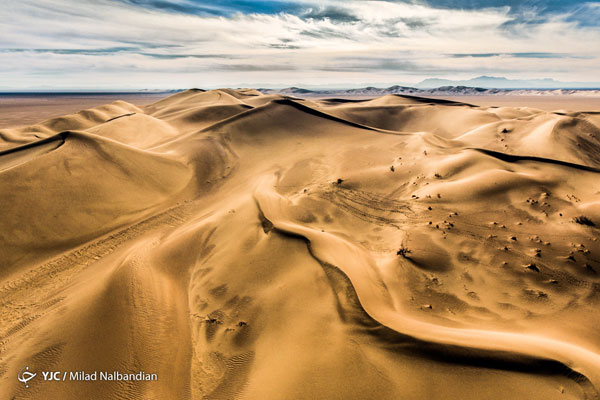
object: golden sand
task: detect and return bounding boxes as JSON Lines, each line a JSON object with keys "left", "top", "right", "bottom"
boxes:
{"left": 1, "top": 89, "right": 599, "bottom": 399}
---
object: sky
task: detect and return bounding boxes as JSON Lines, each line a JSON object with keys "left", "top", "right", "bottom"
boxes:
{"left": 1, "top": 0, "right": 599, "bottom": 89}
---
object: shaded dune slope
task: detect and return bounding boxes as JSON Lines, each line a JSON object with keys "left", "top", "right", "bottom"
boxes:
{"left": 1, "top": 89, "right": 600, "bottom": 400}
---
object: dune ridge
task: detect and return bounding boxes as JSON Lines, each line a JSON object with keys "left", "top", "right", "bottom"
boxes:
{"left": 1, "top": 89, "right": 599, "bottom": 399}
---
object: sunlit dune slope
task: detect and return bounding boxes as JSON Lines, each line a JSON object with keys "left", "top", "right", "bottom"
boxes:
{"left": 1, "top": 89, "right": 600, "bottom": 400}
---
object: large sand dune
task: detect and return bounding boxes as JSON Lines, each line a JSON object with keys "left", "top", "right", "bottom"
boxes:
{"left": 1, "top": 89, "right": 599, "bottom": 399}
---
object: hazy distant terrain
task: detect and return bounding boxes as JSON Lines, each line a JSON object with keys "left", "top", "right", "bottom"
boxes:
{"left": 260, "top": 85, "right": 600, "bottom": 97}
{"left": 1, "top": 89, "right": 599, "bottom": 399}
{"left": 0, "top": 93, "right": 172, "bottom": 128}
{"left": 4, "top": 86, "right": 600, "bottom": 130}
{"left": 415, "top": 76, "right": 600, "bottom": 89}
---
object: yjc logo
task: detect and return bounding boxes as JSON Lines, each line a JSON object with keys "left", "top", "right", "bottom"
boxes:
{"left": 17, "top": 366, "right": 36, "bottom": 388}
{"left": 42, "top": 371, "right": 62, "bottom": 381}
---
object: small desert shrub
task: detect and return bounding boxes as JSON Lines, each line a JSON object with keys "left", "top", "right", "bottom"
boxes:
{"left": 397, "top": 247, "right": 411, "bottom": 257}
{"left": 574, "top": 216, "right": 595, "bottom": 226}
{"left": 525, "top": 263, "right": 540, "bottom": 272}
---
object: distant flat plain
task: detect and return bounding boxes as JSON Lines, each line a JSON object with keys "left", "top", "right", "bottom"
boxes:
{"left": 0, "top": 93, "right": 169, "bottom": 128}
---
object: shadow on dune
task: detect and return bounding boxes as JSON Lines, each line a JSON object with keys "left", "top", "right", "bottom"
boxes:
{"left": 471, "top": 147, "right": 600, "bottom": 173}
{"left": 0, "top": 131, "right": 68, "bottom": 156}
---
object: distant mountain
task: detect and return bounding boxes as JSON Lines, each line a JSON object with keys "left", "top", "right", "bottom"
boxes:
{"left": 416, "top": 76, "right": 600, "bottom": 89}
{"left": 276, "top": 87, "right": 315, "bottom": 94}
{"left": 259, "top": 85, "right": 600, "bottom": 97}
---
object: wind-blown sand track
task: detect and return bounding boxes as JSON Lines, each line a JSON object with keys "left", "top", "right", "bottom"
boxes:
{"left": 1, "top": 89, "right": 599, "bottom": 399}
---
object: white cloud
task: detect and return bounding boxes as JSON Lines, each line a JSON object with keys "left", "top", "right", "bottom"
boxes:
{"left": 1, "top": 0, "right": 599, "bottom": 89}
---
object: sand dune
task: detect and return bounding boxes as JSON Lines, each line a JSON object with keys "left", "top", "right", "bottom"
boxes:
{"left": 1, "top": 89, "right": 599, "bottom": 399}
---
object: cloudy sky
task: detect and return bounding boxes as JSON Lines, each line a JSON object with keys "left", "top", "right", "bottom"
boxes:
{"left": 1, "top": 0, "right": 599, "bottom": 89}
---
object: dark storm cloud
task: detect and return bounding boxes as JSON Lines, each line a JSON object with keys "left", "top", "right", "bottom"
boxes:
{"left": 123, "top": 0, "right": 220, "bottom": 15}
{"left": 120, "top": 0, "right": 306, "bottom": 16}
{"left": 268, "top": 44, "right": 302, "bottom": 49}
{"left": 141, "top": 53, "right": 241, "bottom": 59}
{"left": 299, "top": 27, "right": 354, "bottom": 40}
{"left": 301, "top": 6, "right": 360, "bottom": 22}
{"left": 0, "top": 47, "right": 139, "bottom": 55}
{"left": 216, "top": 63, "right": 297, "bottom": 71}
{"left": 317, "top": 57, "right": 469, "bottom": 75}
{"left": 449, "top": 52, "right": 568, "bottom": 58}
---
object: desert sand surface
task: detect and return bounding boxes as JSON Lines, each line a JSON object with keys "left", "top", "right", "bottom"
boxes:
{"left": 1, "top": 89, "right": 600, "bottom": 399}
